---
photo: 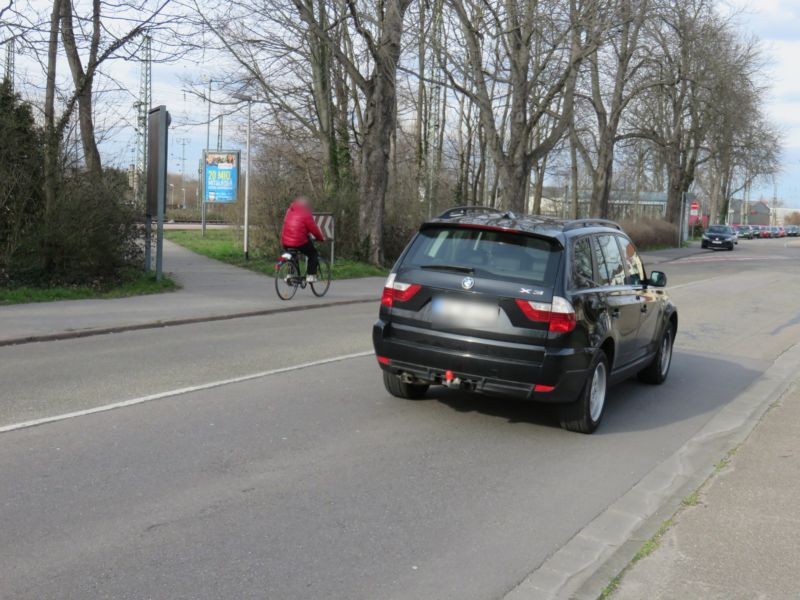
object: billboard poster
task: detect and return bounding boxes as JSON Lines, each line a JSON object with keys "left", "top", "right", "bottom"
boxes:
{"left": 203, "top": 150, "right": 240, "bottom": 203}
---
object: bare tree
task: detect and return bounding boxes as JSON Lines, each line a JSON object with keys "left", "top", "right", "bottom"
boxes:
{"left": 443, "top": 0, "right": 601, "bottom": 213}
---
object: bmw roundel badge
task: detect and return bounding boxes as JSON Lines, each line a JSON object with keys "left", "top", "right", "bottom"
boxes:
{"left": 461, "top": 276, "right": 475, "bottom": 290}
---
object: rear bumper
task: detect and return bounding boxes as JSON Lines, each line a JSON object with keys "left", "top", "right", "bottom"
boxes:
{"left": 372, "top": 319, "right": 591, "bottom": 403}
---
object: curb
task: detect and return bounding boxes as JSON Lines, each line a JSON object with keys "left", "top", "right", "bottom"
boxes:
{"left": 502, "top": 341, "right": 800, "bottom": 600}
{"left": 0, "top": 297, "right": 378, "bottom": 348}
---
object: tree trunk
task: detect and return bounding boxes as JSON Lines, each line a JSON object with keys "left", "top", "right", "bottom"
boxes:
{"left": 43, "top": 0, "right": 62, "bottom": 270}
{"left": 60, "top": 0, "right": 102, "bottom": 177}
{"left": 357, "top": 0, "right": 407, "bottom": 265}
{"left": 590, "top": 139, "right": 614, "bottom": 218}
{"left": 307, "top": 0, "right": 338, "bottom": 193}
{"left": 569, "top": 125, "right": 580, "bottom": 218}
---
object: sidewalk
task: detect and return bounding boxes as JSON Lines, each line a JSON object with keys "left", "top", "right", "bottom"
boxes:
{"left": 0, "top": 240, "right": 384, "bottom": 345}
{"left": 639, "top": 241, "right": 703, "bottom": 265}
{"left": 610, "top": 382, "right": 800, "bottom": 599}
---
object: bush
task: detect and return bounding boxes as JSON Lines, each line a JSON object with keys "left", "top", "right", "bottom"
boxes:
{"left": 0, "top": 79, "right": 44, "bottom": 285}
{"left": 167, "top": 206, "right": 233, "bottom": 223}
{"left": 8, "top": 170, "right": 142, "bottom": 286}
{"left": 618, "top": 218, "right": 678, "bottom": 250}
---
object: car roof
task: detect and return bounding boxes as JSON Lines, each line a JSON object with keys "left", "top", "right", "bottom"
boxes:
{"left": 424, "top": 207, "right": 624, "bottom": 243}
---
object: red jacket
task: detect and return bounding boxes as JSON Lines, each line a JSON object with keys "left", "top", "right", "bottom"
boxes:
{"left": 281, "top": 201, "right": 325, "bottom": 247}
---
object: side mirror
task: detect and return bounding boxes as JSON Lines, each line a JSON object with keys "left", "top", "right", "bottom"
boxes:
{"left": 648, "top": 270, "right": 667, "bottom": 287}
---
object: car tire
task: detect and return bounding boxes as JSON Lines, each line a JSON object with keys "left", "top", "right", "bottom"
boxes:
{"left": 382, "top": 371, "right": 429, "bottom": 400}
{"left": 638, "top": 323, "right": 675, "bottom": 385}
{"left": 558, "top": 351, "right": 609, "bottom": 434}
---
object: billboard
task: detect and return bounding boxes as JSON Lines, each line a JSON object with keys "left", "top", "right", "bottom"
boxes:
{"left": 203, "top": 150, "right": 240, "bottom": 203}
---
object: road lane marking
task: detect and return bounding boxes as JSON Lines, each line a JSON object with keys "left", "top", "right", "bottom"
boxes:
{"left": 0, "top": 350, "right": 373, "bottom": 434}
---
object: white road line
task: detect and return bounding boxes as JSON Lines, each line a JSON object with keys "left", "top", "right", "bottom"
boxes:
{"left": 0, "top": 350, "right": 374, "bottom": 435}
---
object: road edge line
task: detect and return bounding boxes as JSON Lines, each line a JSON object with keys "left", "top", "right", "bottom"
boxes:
{"left": 0, "top": 298, "right": 378, "bottom": 347}
{"left": 0, "top": 350, "right": 374, "bottom": 435}
{"left": 502, "top": 341, "right": 800, "bottom": 600}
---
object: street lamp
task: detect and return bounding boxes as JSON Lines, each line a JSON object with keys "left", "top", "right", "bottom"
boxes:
{"left": 232, "top": 92, "right": 254, "bottom": 261}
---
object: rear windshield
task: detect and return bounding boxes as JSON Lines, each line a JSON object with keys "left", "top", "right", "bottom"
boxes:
{"left": 401, "top": 226, "right": 561, "bottom": 285}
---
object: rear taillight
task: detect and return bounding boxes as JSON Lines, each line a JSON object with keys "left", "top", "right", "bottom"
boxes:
{"left": 515, "top": 296, "right": 576, "bottom": 333}
{"left": 380, "top": 273, "right": 422, "bottom": 308}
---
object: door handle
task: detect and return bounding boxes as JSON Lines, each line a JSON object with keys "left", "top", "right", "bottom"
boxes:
{"left": 611, "top": 308, "right": 620, "bottom": 319}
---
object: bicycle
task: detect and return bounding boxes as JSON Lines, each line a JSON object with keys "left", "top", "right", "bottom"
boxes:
{"left": 274, "top": 244, "right": 332, "bottom": 300}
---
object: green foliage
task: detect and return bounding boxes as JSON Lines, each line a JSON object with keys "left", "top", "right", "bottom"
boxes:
{"left": 24, "top": 170, "right": 142, "bottom": 285}
{"left": 0, "top": 79, "right": 45, "bottom": 284}
{"left": 1, "top": 81, "right": 143, "bottom": 288}
{"left": 0, "top": 271, "right": 177, "bottom": 305}
{"left": 164, "top": 229, "right": 387, "bottom": 279}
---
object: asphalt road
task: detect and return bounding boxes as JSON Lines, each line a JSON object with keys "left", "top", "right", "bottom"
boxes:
{"left": 2, "top": 238, "right": 800, "bottom": 599}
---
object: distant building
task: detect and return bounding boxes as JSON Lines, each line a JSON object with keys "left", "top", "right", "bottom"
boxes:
{"left": 730, "top": 199, "right": 771, "bottom": 226}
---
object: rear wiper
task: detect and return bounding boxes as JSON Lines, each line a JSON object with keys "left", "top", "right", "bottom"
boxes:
{"left": 420, "top": 264, "right": 475, "bottom": 274}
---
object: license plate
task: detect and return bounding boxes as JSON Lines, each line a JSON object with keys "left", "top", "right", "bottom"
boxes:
{"left": 712, "top": 240, "right": 722, "bottom": 244}
{"left": 432, "top": 297, "right": 498, "bottom": 327}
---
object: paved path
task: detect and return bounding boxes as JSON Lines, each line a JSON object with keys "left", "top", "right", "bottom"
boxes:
{"left": 0, "top": 240, "right": 383, "bottom": 344}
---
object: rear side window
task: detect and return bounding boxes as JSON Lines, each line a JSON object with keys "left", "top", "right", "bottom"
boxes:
{"left": 571, "top": 237, "right": 595, "bottom": 289}
{"left": 594, "top": 235, "right": 627, "bottom": 287}
{"left": 402, "top": 226, "right": 561, "bottom": 285}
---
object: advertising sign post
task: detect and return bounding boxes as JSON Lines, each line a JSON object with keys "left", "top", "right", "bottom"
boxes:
{"left": 201, "top": 150, "right": 240, "bottom": 238}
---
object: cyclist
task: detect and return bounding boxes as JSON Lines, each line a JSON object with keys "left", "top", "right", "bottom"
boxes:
{"left": 280, "top": 196, "right": 325, "bottom": 282}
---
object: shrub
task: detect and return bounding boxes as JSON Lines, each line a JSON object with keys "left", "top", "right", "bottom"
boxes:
{"left": 9, "top": 170, "right": 142, "bottom": 286}
{"left": 0, "top": 79, "right": 44, "bottom": 285}
{"left": 618, "top": 218, "right": 678, "bottom": 250}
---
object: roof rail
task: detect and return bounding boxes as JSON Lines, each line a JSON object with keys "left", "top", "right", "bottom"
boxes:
{"left": 562, "top": 218, "right": 621, "bottom": 232}
{"left": 437, "top": 205, "right": 503, "bottom": 219}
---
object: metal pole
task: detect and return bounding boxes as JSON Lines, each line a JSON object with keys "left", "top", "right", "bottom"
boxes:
{"left": 144, "top": 215, "right": 151, "bottom": 272}
{"left": 244, "top": 100, "right": 251, "bottom": 261}
{"left": 203, "top": 79, "right": 211, "bottom": 237}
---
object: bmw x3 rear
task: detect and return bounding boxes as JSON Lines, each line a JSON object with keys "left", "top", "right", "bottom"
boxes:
{"left": 373, "top": 208, "right": 677, "bottom": 433}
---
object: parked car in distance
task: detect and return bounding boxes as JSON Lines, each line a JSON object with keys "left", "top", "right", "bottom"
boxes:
{"left": 374, "top": 208, "right": 678, "bottom": 434}
{"left": 778, "top": 226, "right": 787, "bottom": 237}
{"left": 735, "top": 225, "right": 754, "bottom": 239}
{"left": 785, "top": 225, "right": 800, "bottom": 237}
{"left": 759, "top": 226, "right": 773, "bottom": 239}
{"left": 702, "top": 225, "right": 737, "bottom": 250}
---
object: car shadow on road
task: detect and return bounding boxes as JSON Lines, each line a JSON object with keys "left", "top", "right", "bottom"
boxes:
{"left": 423, "top": 350, "right": 763, "bottom": 434}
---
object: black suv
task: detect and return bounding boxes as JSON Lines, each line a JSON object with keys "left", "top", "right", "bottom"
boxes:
{"left": 373, "top": 208, "right": 677, "bottom": 433}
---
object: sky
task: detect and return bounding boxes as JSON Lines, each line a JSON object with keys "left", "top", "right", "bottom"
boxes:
{"left": 724, "top": 0, "right": 800, "bottom": 206}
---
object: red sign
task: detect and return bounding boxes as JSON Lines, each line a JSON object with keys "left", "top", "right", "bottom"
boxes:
{"left": 690, "top": 201, "right": 699, "bottom": 216}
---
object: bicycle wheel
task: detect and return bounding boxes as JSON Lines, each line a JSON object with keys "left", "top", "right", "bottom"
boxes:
{"left": 275, "top": 260, "right": 299, "bottom": 300}
{"left": 310, "top": 258, "right": 331, "bottom": 297}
